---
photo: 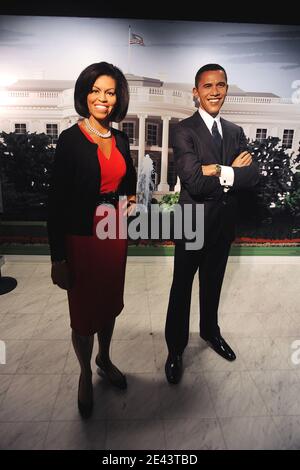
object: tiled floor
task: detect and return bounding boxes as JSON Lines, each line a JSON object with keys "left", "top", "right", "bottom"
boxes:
{"left": 0, "top": 254, "right": 300, "bottom": 450}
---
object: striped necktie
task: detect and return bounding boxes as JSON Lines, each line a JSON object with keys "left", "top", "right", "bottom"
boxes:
{"left": 211, "top": 120, "right": 223, "bottom": 161}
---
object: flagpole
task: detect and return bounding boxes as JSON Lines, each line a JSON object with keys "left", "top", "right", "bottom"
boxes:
{"left": 128, "top": 25, "right": 131, "bottom": 74}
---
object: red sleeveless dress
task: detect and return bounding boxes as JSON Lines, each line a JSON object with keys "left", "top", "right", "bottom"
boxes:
{"left": 65, "top": 124, "right": 128, "bottom": 336}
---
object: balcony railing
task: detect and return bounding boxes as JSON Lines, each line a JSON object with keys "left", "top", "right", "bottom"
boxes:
{"left": 6, "top": 91, "right": 59, "bottom": 99}
{"left": 225, "top": 95, "right": 292, "bottom": 104}
{"left": 0, "top": 87, "right": 295, "bottom": 108}
{"left": 0, "top": 90, "right": 60, "bottom": 106}
{"left": 128, "top": 87, "right": 294, "bottom": 106}
{"left": 128, "top": 86, "right": 193, "bottom": 107}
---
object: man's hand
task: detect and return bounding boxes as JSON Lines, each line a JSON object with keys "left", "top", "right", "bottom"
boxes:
{"left": 51, "top": 262, "right": 73, "bottom": 290}
{"left": 232, "top": 151, "right": 252, "bottom": 168}
{"left": 202, "top": 164, "right": 219, "bottom": 176}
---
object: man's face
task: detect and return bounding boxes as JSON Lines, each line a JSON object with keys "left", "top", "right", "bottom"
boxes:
{"left": 193, "top": 69, "right": 228, "bottom": 117}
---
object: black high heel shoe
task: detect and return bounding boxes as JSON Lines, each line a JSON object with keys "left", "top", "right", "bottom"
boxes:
{"left": 95, "top": 355, "right": 127, "bottom": 390}
{"left": 77, "top": 373, "right": 93, "bottom": 419}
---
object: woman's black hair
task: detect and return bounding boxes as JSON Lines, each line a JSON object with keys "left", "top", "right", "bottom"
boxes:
{"left": 74, "top": 62, "right": 129, "bottom": 122}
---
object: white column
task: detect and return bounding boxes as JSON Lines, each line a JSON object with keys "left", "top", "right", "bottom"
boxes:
{"left": 270, "top": 126, "right": 278, "bottom": 138}
{"left": 174, "top": 176, "right": 181, "bottom": 192}
{"left": 277, "top": 126, "right": 283, "bottom": 143}
{"left": 292, "top": 128, "right": 300, "bottom": 154}
{"left": 67, "top": 117, "right": 77, "bottom": 128}
{"left": 241, "top": 124, "right": 250, "bottom": 139}
{"left": 138, "top": 114, "right": 147, "bottom": 173}
{"left": 158, "top": 116, "right": 170, "bottom": 192}
{"left": 246, "top": 124, "right": 251, "bottom": 140}
{"left": 33, "top": 120, "right": 43, "bottom": 133}
{"left": 0, "top": 120, "right": 10, "bottom": 133}
{"left": 111, "top": 122, "right": 119, "bottom": 130}
{"left": 59, "top": 120, "right": 69, "bottom": 132}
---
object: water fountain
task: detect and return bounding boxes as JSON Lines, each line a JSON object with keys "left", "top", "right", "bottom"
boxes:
{"left": 136, "top": 154, "right": 156, "bottom": 212}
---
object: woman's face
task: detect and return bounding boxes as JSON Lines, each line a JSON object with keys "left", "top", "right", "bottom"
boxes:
{"left": 87, "top": 75, "right": 117, "bottom": 122}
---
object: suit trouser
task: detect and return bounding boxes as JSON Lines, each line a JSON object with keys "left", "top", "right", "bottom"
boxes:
{"left": 165, "top": 236, "right": 231, "bottom": 356}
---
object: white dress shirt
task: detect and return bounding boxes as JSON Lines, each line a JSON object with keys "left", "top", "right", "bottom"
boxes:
{"left": 198, "top": 108, "right": 234, "bottom": 190}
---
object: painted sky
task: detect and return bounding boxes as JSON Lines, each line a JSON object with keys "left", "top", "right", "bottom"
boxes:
{"left": 0, "top": 15, "right": 300, "bottom": 97}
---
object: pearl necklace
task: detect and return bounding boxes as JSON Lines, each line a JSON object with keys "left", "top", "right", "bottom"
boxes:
{"left": 84, "top": 118, "right": 111, "bottom": 138}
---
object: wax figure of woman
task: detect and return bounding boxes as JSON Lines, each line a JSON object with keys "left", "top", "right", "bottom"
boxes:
{"left": 48, "top": 62, "right": 137, "bottom": 418}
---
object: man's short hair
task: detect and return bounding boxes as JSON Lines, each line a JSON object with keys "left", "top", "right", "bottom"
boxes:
{"left": 195, "top": 64, "right": 228, "bottom": 87}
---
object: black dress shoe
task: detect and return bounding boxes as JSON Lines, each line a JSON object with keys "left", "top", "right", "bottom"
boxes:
{"left": 95, "top": 355, "right": 127, "bottom": 390}
{"left": 204, "top": 335, "right": 236, "bottom": 361}
{"left": 165, "top": 354, "right": 183, "bottom": 384}
{"left": 78, "top": 374, "right": 93, "bottom": 419}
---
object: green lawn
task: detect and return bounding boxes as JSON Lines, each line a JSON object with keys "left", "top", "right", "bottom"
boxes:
{"left": 1, "top": 221, "right": 299, "bottom": 256}
{"left": 0, "top": 244, "right": 299, "bottom": 256}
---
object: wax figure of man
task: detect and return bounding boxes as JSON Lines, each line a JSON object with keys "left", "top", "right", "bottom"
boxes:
{"left": 165, "top": 64, "right": 259, "bottom": 384}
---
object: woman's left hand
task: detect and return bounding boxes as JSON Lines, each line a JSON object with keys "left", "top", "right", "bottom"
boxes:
{"left": 122, "top": 195, "right": 136, "bottom": 216}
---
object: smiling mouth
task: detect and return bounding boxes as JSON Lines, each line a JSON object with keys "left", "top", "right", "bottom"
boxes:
{"left": 95, "top": 105, "right": 109, "bottom": 110}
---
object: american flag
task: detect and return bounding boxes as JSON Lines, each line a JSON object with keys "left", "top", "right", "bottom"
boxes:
{"left": 130, "top": 32, "right": 145, "bottom": 46}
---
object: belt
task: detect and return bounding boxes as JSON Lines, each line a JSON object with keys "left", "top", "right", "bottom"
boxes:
{"left": 196, "top": 192, "right": 232, "bottom": 203}
{"left": 96, "top": 192, "right": 119, "bottom": 208}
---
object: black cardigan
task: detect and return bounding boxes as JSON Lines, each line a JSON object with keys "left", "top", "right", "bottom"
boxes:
{"left": 47, "top": 123, "right": 137, "bottom": 262}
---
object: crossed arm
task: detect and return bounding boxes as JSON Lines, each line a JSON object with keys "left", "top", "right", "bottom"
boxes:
{"left": 174, "top": 127, "right": 259, "bottom": 195}
{"left": 202, "top": 150, "right": 253, "bottom": 176}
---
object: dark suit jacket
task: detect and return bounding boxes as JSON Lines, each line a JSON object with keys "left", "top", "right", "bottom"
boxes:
{"left": 173, "top": 111, "right": 259, "bottom": 246}
{"left": 47, "top": 123, "right": 137, "bottom": 262}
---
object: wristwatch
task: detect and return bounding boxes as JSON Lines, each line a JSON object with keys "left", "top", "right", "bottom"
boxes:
{"left": 215, "top": 164, "right": 222, "bottom": 177}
